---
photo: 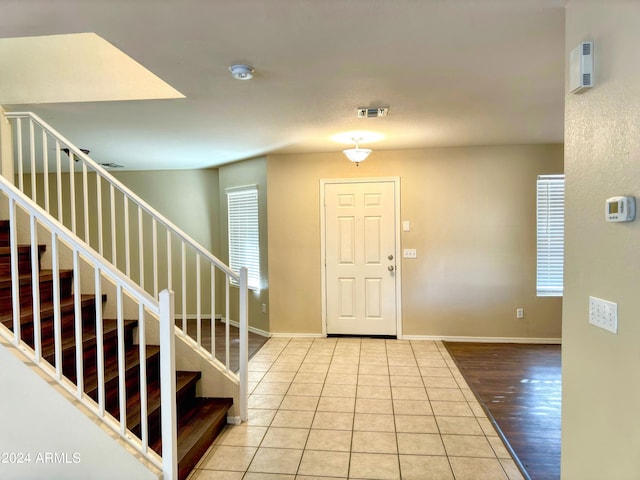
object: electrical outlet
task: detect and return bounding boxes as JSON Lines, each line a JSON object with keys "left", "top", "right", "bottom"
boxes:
{"left": 261, "top": 303, "right": 267, "bottom": 314}
{"left": 403, "top": 248, "right": 417, "bottom": 259}
{"left": 589, "top": 296, "right": 617, "bottom": 334}
{"left": 516, "top": 308, "right": 524, "bottom": 319}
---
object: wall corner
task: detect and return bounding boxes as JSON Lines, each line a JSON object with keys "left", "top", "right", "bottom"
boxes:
{"left": 0, "top": 107, "right": 15, "bottom": 183}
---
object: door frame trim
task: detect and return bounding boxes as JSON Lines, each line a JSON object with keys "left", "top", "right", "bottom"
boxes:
{"left": 320, "top": 177, "right": 403, "bottom": 338}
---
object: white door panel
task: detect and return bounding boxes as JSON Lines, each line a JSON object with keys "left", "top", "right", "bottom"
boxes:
{"left": 324, "top": 181, "right": 397, "bottom": 336}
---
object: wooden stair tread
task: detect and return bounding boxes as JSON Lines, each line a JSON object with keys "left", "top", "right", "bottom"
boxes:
{"left": 177, "top": 398, "right": 233, "bottom": 478}
{"left": 120, "top": 371, "right": 202, "bottom": 431}
{"left": 176, "top": 397, "right": 233, "bottom": 451}
{"left": 0, "top": 244, "right": 46, "bottom": 256}
{"left": 82, "top": 345, "right": 161, "bottom": 397}
{"left": 0, "top": 294, "right": 98, "bottom": 325}
{"left": 150, "top": 397, "right": 233, "bottom": 479}
{"left": 0, "top": 269, "right": 74, "bottom": 287}
{"left": 40, "top": 319, "right": 137, "bottom": 361}
{"left": 0, "top": 220, "right": 232, "bottom": 480}
{"left": 0, "top": 244, "right": 47, "bottom": 264}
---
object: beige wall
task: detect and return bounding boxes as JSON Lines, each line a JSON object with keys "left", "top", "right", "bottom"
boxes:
{"left": 113, "top": 169, "right": 220, "bottom": 254}
{"left": 21, "top": 169, "right": 221, "bottom": 318}
{"left": 113, "top": 169, "right": 222, "bottom": 319}
{"left": 21, "top": 165, "right": 270, "bottom": 333}
{"left": 0, "top": 108, "right": 14, "bottom": 220}
{"left": 267, "top": 145, "right": 563, "bottom": 337}
{"left": 562, "top": 4, "right": 640, "bottom": 479}
{"left": 0, "top": 108, "right": 13, "bottom": 184}
{"left": 218, "top": 157, "right": 270, "bottom": 333}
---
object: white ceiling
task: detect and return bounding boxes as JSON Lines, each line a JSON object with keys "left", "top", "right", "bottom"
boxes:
{"left": 0, "top": 0, "right": 566, "bottom": 170}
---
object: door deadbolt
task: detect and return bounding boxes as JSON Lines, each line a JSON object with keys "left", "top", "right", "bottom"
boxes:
{"left": 388, "top": 254, "right": 394, "bottom": 260}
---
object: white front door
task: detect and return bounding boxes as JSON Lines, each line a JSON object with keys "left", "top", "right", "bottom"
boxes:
{"left": 323, "top": 179, "right": 399, "bottom": 336}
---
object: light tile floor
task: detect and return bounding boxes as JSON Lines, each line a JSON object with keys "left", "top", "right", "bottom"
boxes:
{"left": 188, "top": 337, "right": 525, "bottom": 480}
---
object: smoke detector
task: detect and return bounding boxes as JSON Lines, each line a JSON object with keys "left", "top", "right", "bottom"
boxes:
{"left": 357, "top": 107, "right": 389, "bottom": 118}
{"left": 229, "top": 64, "right": 255, "bottom": 80}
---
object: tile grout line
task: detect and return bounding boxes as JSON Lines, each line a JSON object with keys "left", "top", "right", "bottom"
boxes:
{"left": 346, "top": 337, "right": 361, "bottom": 480}
{"left": 434, "top": 339, "right": 463, "bottom": 480}
{"left": 437, "top": 339, "right": 516, "bottom": 480}
{"left": 247, "top": 336, "right": 292, "bottom": 477}
{"left": 196, "top": 337, "right": 525, "bottom": 480}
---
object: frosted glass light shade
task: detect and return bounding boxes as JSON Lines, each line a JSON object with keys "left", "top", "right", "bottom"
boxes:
{"left": 343, "top": 147, "right": 372, "bottom": 163}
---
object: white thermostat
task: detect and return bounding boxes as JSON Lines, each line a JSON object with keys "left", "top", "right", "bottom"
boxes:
{"left": 606, "top": 196, "right": 635, "bottom": 222}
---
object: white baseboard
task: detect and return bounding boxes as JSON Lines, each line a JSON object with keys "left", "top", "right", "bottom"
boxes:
{"left": 175, "top": 314, "right": 214, "bottom": 321}
{"left": 175, "top": 319, "right": 561, "bottom": 344}
{"left": 226, "top": 415, "right": 241, "bottom": 425}
{"left": 178, "top": 314, "right": 271, "bottom": 338}
{"left": 220, "top": 317, "right": 271, "bottom": 338}
{"left": 269, "top": 332, "right": 324, "bottom": 338}
{"left": 401, "top": 335, "right": 561, "bottom": 344}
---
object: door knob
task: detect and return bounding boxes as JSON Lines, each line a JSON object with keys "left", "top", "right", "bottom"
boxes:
{"left": 388, "top": 265, "right": 395, "bottom": 271}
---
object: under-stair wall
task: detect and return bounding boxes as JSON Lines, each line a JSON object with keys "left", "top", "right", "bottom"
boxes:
{"left": 0, "top": 336, "right": 161, "bottom": 480}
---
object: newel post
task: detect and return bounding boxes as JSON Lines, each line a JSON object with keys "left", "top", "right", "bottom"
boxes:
{"left": 239, "top": 267, "right": 249, "bottom": 422}
{"left": 159, "top": 289, "right": 177, "bottom": 480}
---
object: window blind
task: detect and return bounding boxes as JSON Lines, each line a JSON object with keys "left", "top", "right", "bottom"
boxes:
{"left": 227, "top": 186, "right": 260, "bottom": 290}
{"left": 536, "top": 175, "right": 565, "bottom": 296}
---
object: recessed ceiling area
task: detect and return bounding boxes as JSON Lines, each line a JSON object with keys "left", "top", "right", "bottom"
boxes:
{"left": 0, "top": 33, "right": 184, "bottom": 105}
{"left": 0, "top": 1, "right": 566, "bottom": 170}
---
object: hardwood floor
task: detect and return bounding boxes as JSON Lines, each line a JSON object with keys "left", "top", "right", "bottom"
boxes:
{"left": 443, "top": 342, "right": 561, "bottom": 480}
{"left": 179, "top": 319, "right": 268, "bottom": 372}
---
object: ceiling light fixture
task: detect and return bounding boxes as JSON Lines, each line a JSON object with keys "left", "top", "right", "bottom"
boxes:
{"left": 343, "top": 138, "right": 372, "bottom": 166}
{"left": 229, "top": 64, "right": 255, "bottom": 80}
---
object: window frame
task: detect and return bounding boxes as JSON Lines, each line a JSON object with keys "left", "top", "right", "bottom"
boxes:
{"left": 226, "top": 185, "right": 260, "bottom": 291}
{"left": 536, "top": 174, "right": 565, "bottom": 297}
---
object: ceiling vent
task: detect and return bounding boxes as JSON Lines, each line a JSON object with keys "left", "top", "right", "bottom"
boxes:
{"left": 357, "top": 107, "right": 389, "bottom": 118}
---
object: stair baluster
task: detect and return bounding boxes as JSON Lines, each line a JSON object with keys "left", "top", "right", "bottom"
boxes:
{"left": 0, "top": 176, "right": 234, "bottom": 480}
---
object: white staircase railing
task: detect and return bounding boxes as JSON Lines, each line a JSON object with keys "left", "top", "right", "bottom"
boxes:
{"left": 0, "top": 175, "right": 176, "bottom": 477}
{"left": 6, "top": 112, "right": 249, "bottom": 421}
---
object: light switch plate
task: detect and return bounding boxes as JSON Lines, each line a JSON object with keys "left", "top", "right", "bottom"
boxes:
{"left": 589, "top": 296, "right": 617, "bottom": 334}
{"left": 403, "top": 248, "right": 417, "bottom": 259}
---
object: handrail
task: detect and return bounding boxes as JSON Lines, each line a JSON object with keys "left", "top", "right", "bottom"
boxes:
{"left": 0, "top": 174, "right": 176, "bottom": 475}
{"left": 6, "top": 111, "right": 249, "bottom": 422}
{"left": 0, "top": 176, "right": 158, "bottom": 311}
{"left": 5, "top": 111, "right": 237, "bottom": 279}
